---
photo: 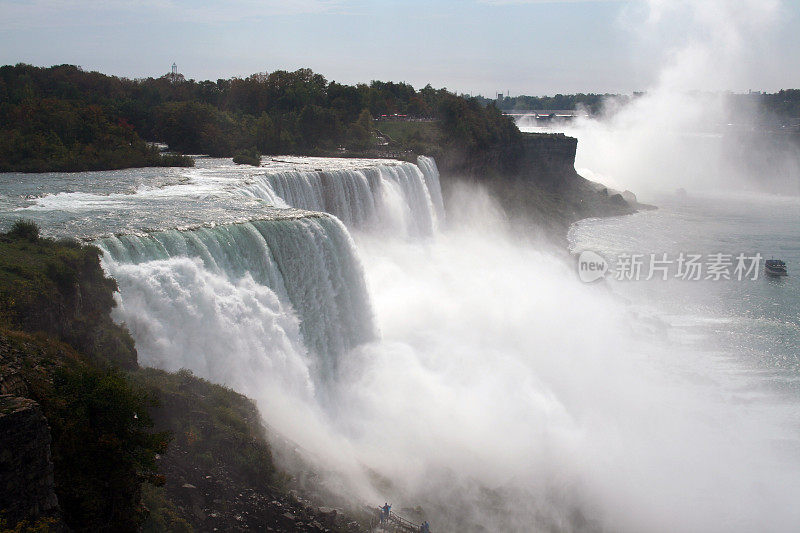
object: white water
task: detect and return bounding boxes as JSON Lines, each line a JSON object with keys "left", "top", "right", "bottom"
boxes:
{"left": 238, "top": 156, "right": 443, "bottom": 236}
{"left": 95, "top": 156, "right": 800, "bottom": 532}
{"left": 101, "top": 216, "right": 374, "bottom": 382}
{"left": 337, "top": 187, "right": 800, "bottom": 532}
{"left": 107, "top": 256, "right": 313, "bottom": 398}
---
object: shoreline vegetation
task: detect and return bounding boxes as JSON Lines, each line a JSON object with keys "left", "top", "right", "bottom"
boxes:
{"left": 0, "top": 63, "right": 642, "bottom": 234}
{"left": 0, "top": 63, "right": 521, "bottom": 176}
{"left": 232, "top": 148, "right": 262, "bottom": 166}
{"left": 3, "top": 64, "right": 799, "bottom": 175}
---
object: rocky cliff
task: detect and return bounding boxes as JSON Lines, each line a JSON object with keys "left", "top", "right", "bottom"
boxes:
{"left": 0, "top": 395, "right": 60, "bottom": 527}
{"left": 517, "top": 133, "right": 580, "bottom": 184}
{"left": 438, "top": 132, "right": 641, "bottom": 240}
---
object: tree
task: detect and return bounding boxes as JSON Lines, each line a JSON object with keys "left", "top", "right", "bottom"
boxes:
{"left": 347, "top": 108, "right": 374, "bottom": 150}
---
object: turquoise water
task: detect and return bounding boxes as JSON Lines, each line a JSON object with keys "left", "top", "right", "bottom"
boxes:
{"left": 570, "top": 192, "right": 800, "bottom": 392}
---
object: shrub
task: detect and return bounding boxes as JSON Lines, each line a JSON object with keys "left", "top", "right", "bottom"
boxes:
{"left": 0, "top": 225, "right": 138, "bottom": 368}
{"left": 232, "top": 148, "right": 261, "bottom": 166}
{"left": 7, "top": 220, "right": 39, "bottom": 242}
{"left": 41, "top": 364, "right": 170, "bottom": 532}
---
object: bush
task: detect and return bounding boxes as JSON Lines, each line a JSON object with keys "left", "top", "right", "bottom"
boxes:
{"left": 0, "top": 515, "right": 57, "bottom": 533}
{"left": 1, "top": 331, "right": 169, "bottom": 533}
{"left": 129, "top": 368, "right": 277, "bottom": 487}
{"left": 140, "top": 485, "right": 192, "bottom": 533}
{"left": 0, "top": 231, "right": 176, "bottom": 532}
{"left": 160, "top": 153, "right": 195, "bottom": 167}
{"left": 232, "top": 148, "right": 261, "bottom": 166}
{"left": 42, "top": 364, "right": 170, "bottom": 531}
{"left": 7, "top": 220, "right": 39, "bottom": 242}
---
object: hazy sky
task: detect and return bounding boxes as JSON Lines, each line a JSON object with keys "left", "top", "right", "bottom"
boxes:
{"left": 2, "top": 0, "right": 799, "bottom": 96}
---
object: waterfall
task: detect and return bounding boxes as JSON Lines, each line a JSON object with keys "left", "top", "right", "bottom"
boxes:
{"left": 417, "top": 155, "right": 445, "bottom": 223}
{"left": 97, "top": 156, "right": 444, "bottom": 386}
{"left": 106, "top": 255, "right": 315, "bottom": 398}
{"left": 94, "top": 155, "right": 444, "bottom": 465}
{"left": 99, "top": 215, "right": 375, "bottom": 383}
{"left": 237, "top": 157, "right": 443, "bottom": 235}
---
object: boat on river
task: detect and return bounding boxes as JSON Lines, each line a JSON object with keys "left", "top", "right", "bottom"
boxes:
{"left": 765, "top": 259, "right": 788, "bottom": 276}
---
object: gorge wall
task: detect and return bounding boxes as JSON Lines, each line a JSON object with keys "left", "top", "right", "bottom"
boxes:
{"left": 438, "top": 132, "right": 638, "bottom": 239}
{"left": 518, "top": 132, "right": 580, "bottom": 184}
{"left": 0, "top": 395, "right": 59, "bottom": 526}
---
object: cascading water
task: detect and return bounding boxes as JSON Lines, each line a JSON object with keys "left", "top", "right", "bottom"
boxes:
{"left": 238, "top": 156, "right": 443, "bottom": 235}
{"left": 416, "top": 155, "right": 445, "bottom": 222}
{"left": 88, "top": 156, "right": 448, "bottom": 504}
{"left": 71, "top": 155, "right": 445, "bottom": 437}
{"left": 107, "top": 255, "right": 314, "bottom": 399}
{"left": 99, "top": 216, "right": 374, "bottom": 383}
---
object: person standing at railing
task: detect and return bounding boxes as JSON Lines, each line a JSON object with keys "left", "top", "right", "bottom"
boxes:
{"left": 381, "top": 502, "right": 391, "bottom": 524}
{"left": 420, "top": 520, "right": 430, "bottom": 533}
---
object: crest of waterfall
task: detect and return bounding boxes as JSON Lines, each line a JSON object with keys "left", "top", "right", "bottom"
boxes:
{"left": 99, "top": 215, "right": 375, "bottom": 383}
{"left": 237, "top": 157, "right": 444, "bottom": 235}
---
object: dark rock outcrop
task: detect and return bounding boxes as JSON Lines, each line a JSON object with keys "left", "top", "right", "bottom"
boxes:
{"left": 439, "top": 132, "right": 643, "bottom": 242}
{"left": 517, "top": 133, "right": 580, "bottom": 185}
{"left": 0, "top": 395, "right": 60, "bottom": 526}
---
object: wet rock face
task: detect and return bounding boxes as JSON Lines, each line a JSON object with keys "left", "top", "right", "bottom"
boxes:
{"left": 0, "top": 395, "right": 60, "bottom": 525}
{"left": 518, "top": 133, "right": 580, "bottom": 187}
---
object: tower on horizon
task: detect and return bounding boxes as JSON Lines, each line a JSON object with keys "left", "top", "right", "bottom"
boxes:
{"left": 170, "top": 63, "right": 178, "bottom": 83}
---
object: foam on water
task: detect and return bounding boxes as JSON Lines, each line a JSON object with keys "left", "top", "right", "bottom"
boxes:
{"left": 237, "top": 156, "right": 442, "bottom": 235}
{"left": 99, "top": 216, "right": 374, "bottom": 382}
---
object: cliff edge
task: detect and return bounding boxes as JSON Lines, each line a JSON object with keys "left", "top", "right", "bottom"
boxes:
{"left": 437, "top": 132, "right": 643, "bottom": 240}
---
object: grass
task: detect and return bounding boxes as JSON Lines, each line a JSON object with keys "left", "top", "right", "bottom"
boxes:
{"left": 375, "top": 120, "right": 442, "bottom": 153}
{"left": 0, "top": 223, "right": 137, "bottom": 369}
{"left": 128, "top": 367, "right": 277, "bottom": 487}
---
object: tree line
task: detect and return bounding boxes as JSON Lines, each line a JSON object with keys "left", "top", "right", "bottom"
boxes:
{"left": 480, "top": 89, "right": 800, "bottom": 121}
{"left": 477, "top": 93, "right": 624, "bottom": 114}
{"left": 0, "top": 63, "right": 523, "bottom": 176}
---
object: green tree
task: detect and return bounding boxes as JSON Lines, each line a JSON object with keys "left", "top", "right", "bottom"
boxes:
{"left": 347, "top": 108, "right": 374, "bottom": 150}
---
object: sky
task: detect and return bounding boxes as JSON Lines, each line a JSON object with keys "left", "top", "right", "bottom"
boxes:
{"left": 1, "top": 0, "right": 799, "bottom": 96}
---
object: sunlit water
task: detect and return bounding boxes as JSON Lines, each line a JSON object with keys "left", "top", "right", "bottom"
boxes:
{"left": 571, "top": 192, "right": 800, "bottom": 386}
{"left": 1, "top": 158, "right": 799, "bottom": 532}
{"left": 0, "top": 156, "right": 428, "bottom": 239}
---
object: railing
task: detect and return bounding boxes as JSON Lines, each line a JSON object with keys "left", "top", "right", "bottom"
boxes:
{"left": 371, "top": 507, "right": 424, "bottom": 532}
